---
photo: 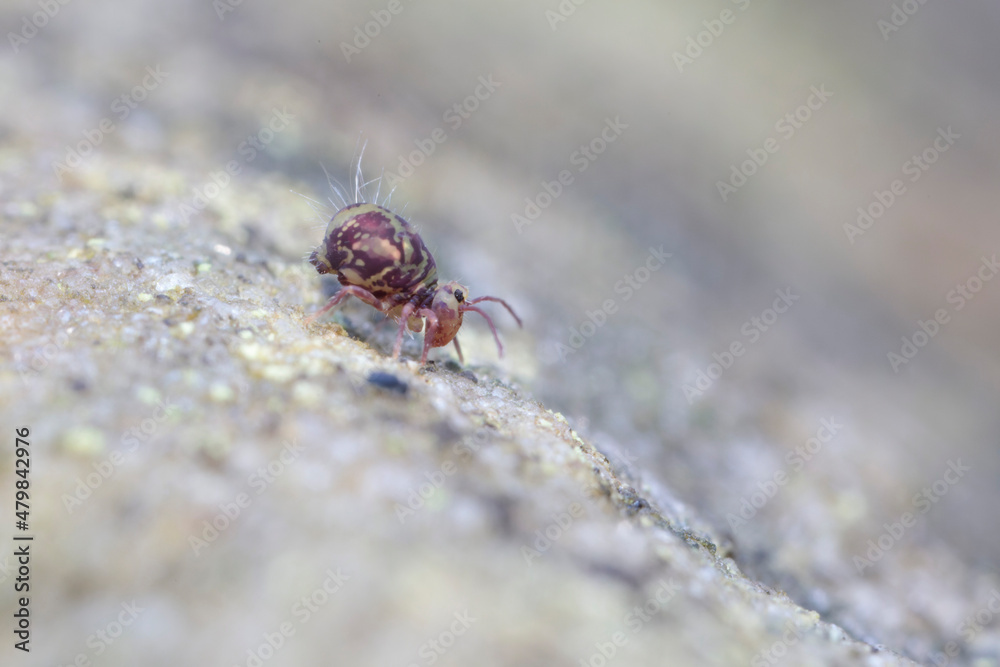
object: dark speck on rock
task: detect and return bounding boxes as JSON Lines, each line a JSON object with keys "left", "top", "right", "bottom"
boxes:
{"left": 367, "top": 371, "right": 407, "bottom": 395}
{"left": 459, "top": 370, "right": 477, "bottom": 383}
{"left": 583, "top": 561, "right": 643, "bottom": 591}
{"left": 619, "top": 486, "right": 650, "bottom": 516}
{"left": 488, "top": 495, "right": 516, "bottom": 536}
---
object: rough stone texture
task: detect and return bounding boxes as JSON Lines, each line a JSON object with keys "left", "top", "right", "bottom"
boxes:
{"left": 4, "top": 2, "right": 1000, "bottom": 666}
{"left": 2, "top": 155, "right": 915, "bottom": 667}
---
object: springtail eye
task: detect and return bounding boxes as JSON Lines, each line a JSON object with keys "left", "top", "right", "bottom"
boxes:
{"left": 454, "top": 289, "right": 465, "bottom": 303}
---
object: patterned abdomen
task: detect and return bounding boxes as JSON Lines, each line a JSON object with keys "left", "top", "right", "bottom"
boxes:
{"left": 310, "top": 203, "right": 438, "bottom": 299}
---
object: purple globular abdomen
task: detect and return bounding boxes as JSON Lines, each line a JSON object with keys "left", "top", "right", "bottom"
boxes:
{"left": 310, "top": 203, "right": 437, "bottom": 299}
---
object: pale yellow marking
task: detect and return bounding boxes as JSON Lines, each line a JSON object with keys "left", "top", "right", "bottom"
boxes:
{"left": 340, "top": 268, "right": 364, "bottom": 285}
{"left": 366, "top": 237, "right": 401, "bottom": 261}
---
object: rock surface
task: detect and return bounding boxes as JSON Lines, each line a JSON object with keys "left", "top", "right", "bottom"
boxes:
{"left": 2, "top": 156, "right": 916, "bottom": 666}
{"left": 4, "top": 2, "right": 1000, "bottom": 665}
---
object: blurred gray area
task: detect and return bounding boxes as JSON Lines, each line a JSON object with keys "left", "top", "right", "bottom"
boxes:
{"left": 3, "top": 0, "right": 1000, "bottom": 664}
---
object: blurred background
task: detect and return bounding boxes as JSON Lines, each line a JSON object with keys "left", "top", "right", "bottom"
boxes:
{"left": 3, "top": 0, "right": 1000, "bottom": 664}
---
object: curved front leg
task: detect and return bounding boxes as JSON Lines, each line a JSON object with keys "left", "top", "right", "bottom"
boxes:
{"left": 460, "top": 304, "right": 504, "bottom": 358}
{"left": 465, "top": 295, "right": 522, "bottom": 327}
